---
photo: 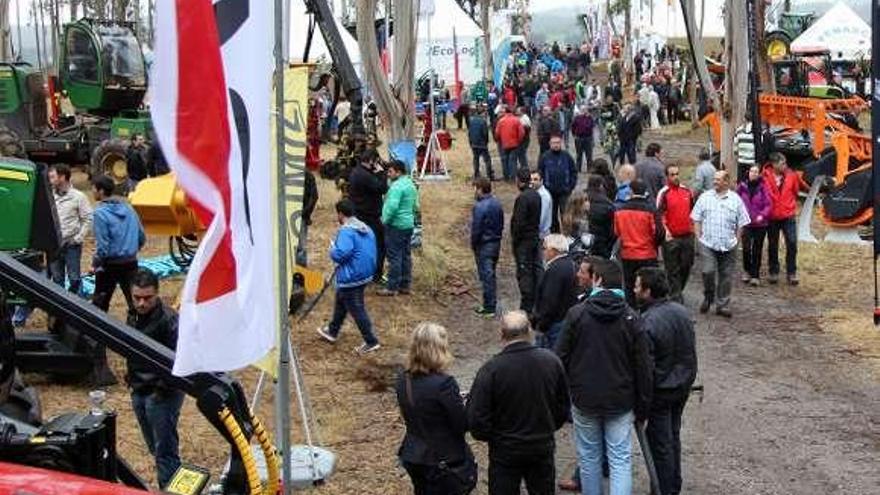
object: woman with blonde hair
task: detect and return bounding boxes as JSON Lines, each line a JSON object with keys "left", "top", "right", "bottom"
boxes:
{"left": 396, "top": 322, "right": 476, "bottom": 494}
{"left": 561, "top": 190, "right": 591, "bottom": 239}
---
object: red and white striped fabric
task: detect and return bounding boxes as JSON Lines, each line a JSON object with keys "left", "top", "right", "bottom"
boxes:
{"left": 152, "top": 0, "right": 275, "bottom": 375}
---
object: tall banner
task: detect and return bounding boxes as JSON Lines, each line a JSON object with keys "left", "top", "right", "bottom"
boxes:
{"left": 254, "top": 66, "right": 310, "bottom": 376}
{"left": 152, "top": 0, "right": 275, "bottom": 375}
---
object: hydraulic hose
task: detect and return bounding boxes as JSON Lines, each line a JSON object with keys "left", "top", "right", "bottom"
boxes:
{"left": 219, "top": 407, "right": 264, "bottom": 495}
{"left": 251, "top": 412, "right": 281, "bottom": 495}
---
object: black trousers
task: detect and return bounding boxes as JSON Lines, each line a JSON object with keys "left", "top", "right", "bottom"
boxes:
{"left": 662, "top": 235, "right": 695, "bottom": 303}
{"left": 646, "top": 394, "right": 689, "bottom": 495}
{"left": 362, "top": 217, "right": 386, "bottom": 282}
{"left": 549, "top": 192, "right": 569, "bottom": 234}
{"left": 622, "top": 258, "right": 658, "bottom": 307}
{"left": 767, "top": 218, "right": 797, "bottom": 276}
{"left": 513, "top": 239, "right": 543, "bottom": 312}
{"left": 403, "top": 461, "right": 465, "bottom": 495}
{"left": 92, "top": 259, "right": 138, "bottom": 312}
{"left": 742, "top": 226, "right": 767, "bottom": 279}
{"left": 488, "top": 453, "right": 555, "bottom": 495}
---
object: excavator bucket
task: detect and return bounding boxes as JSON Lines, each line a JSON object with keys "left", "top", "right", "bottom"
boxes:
{"left": 129, "top": 174, "right": 203, "bottom": 237}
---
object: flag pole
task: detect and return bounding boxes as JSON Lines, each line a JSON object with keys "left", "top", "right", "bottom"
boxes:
{"left": 274, "top": 0, "right": 293, "bottom": 492}
{"left": 872, "top": 0, "right": 880, "bottom": 326}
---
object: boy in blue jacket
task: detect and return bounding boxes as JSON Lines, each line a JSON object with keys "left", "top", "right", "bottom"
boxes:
{"left": 91, "top": 175, "right": 146, "bottom": 312}
{"left": 317, "top": 199, "right": 381, "bottom": 354}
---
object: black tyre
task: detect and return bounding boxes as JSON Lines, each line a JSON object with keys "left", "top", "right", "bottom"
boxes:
{"left": 0, "top": 125, "right": 25, "bottom": 158}
{"left": 90, "top": 139, "right": 130, "bottom": 193}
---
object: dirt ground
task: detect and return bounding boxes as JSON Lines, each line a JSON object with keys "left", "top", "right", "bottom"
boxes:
{"left": 21, "top": 120, "right": 880, "bottom": 494}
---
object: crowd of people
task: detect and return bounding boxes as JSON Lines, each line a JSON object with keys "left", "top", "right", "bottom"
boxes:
{"left": 390, "top": 39, "right": 805, "bottom": 495}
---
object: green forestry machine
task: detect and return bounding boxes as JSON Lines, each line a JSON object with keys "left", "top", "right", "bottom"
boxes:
{"left": 0, "top": 18, "right": 150, "bottom": 185}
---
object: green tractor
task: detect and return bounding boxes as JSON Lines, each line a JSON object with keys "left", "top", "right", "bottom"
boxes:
{"left": 0, "top": 18, "right": 150, "bottom": 186}
{"left": 765, "top": 12, "right": 816, "bottom": 62}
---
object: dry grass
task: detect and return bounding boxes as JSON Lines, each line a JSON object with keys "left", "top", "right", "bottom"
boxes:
{"left": 28, "top": 129, "right": 485, "bottom": 492}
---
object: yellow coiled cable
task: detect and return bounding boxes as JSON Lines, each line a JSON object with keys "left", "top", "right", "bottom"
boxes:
{"left": 219, "top": 407, "right": 264, "bottom": 495}
{"left": 250, "top": 412, "right": 281, "bottom": 495}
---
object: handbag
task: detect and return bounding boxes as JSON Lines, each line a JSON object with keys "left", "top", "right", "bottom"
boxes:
{"left": 405, "top": 373, "right": 478, "bottom": 495}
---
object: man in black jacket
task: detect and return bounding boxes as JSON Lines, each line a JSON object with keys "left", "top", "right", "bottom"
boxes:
{"left": 635, "top": 267, "right": 697, "bottom": 495}
{"left": 555, "top": 258, "right": 652, "bottom": 495}
{"left": 585, "top": 175, "right": 616, "bottom": 258}
{"left": 126, "top": 269, "right": 184, "bottom": 489}
{"left": 511, "top": 168, "right": 543, "bottom": 312}
{"left": 468, "top": 310, "right": 570, "bottom": 495}
{"left": 532, "top": 234, "right": 576, "bottom": 349}
{"left": 347, "top": 149, "right": 388, "bottom": 283}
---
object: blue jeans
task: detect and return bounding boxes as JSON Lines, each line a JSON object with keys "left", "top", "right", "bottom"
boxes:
{"left": 131, "top": 390, "right": 185, "bottom": 489}
{"left": 536, "top": 321, "right": 563, "bottom": 350}
{"left": 501, "top": 147, "right": 518, "bottom": 181}
{"left": 328, "top": 284, "right": 378, "bottom": 346}
{"left": 49, "top": 243, "right": 83, "bottom": 295}
{"left": 517, "top": 140, "right": 530, "bottom": 170}
{"left": 573, "top": 408, "right": 634, "bottom": 495}
{"left": 474, "top": 242, "right": 500, "bottom": 311}
{"left": 385, "top": 226, "right": 413, "bottom": 291}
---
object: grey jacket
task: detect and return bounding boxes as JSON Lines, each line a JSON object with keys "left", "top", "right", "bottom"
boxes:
{"left": 54, "top": 187, "right": 93, "bottom": 246}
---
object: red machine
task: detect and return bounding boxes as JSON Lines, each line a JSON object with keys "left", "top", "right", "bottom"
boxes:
{"left": 0, "top": 462, "right": 149, "bottom": 495}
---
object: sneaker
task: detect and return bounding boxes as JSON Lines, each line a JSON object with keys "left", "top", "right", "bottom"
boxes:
{"left": 715, "top": 308, "right": 733, "bottom": 318}
{"left": 355, "top": 342, "right": 381, "bottom": 354}
{"left": 474, "top": 307, "right": 496, "bottom": 319}
{"left": 741, "top": 274, "right": 751, "bottom": 283}
{"left": 398, "top": 287, "right": 411, "bottom": 295}
{"left": 768, "top": 273, "right": 779, "bottom": 284}
{"left": 787, "top": 274, "right": 799, "bottom": 286}
{"left": 376, "top": 288, "right": 398, "bottom": 296}
{"left": 316, "top": 327, "right": 337, "bottom": 343}
{"left": 749, "top": 278, "right": 760, "bottom": 287}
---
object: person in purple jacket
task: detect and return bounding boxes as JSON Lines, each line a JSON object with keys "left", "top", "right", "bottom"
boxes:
{"left": 737, "top": 165, "right": 772, "bottom": 286}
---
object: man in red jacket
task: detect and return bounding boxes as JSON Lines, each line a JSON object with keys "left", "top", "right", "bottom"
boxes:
{"left": 494, "top": 106, "right": 525, "bottom": 182}
{"left": 763, "top": 152, "right": 799, "bottom": 285}
{"left": 656, "top": 164, "right": 695, "bottom": 303}
{"left": 614, "top": 179, "right": 664, "bottom": 306}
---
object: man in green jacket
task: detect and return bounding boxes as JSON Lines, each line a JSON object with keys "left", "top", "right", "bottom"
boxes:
{"left": 378, "top": 160, "right": 419, "bottom": 296}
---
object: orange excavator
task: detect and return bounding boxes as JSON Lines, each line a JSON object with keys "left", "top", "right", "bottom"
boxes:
{"left": 701, "top": 93, "right": 872, "bottom": 228}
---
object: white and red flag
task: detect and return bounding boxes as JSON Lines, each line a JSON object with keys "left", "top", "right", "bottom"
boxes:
{"left": 152, "top": 0, "right": 275, "bottom": 375}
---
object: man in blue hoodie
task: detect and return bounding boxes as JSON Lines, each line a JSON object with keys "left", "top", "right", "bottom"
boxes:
{"left": 317, "top": 199, "right": 380, "bottom": 354}
{"left": 91, "top": 175, "right": 146, "bottom": 312}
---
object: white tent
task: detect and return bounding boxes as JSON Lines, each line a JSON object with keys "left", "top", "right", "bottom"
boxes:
{"left": 790, "top": 2, "right": 871, "bottom": 59}
{"left": 288, "top": 0, "right": 362, "bottom": 69}
{"left": 415, "top": 0, "right": 484, "bottom": 85}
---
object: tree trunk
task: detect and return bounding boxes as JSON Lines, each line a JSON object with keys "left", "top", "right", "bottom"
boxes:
{"left": 49, "top": 0, "right": 59, "bottom": 72}
{"left": 624, "top": 1, "right": 632, "bottom": 84}
{"left": 0, "top": 0, "right": 10, "bottom": 61}
{"left": 680, "top": 0, "right": 719, "bottom": 110}
{"left": 722, "top": 0, "right": 749, "bottom": 170}
{"left": 755, "top": 0, "right": 774, "bottom": 94}
{"left": 356, "top": 0, "right": 419, "bottom": 142}
{"left": 479, "top": 0, "right": 492, "bottom": 81}
{"left": 70, "top": 1, "right": 80, "bottom": 19}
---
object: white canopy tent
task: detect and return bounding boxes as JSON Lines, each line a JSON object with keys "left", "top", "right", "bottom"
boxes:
{"left": 414, "top": 0, "right": 485, "bottom": 85}
{"left": 790, "top": 2, "right": 871, "bottom": 59}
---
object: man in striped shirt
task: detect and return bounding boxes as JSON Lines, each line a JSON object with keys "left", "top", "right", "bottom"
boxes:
{"left": 690, "top": 170, "right": 751, "bottom": 318}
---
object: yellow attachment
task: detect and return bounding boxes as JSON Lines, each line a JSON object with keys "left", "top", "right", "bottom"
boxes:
{"left": 218, "top": 407, "right": 264, "bottom": 495}
{"left": 129, "top": 174, "right": 204, "bottom": 237}
{"left": 251, "top": 413, "right": 281, "bottom": 495}
{"left": 293, "top": 265, "right": 325, "bottom": 296}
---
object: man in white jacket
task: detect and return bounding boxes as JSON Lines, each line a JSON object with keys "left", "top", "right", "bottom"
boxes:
{"left": 49, "top": 164, "right": 92, "bottom": 295}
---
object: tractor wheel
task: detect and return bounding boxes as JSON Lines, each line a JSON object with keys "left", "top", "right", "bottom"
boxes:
{"left": 765, "top": 32, "right": 791, "bottom": 61}
{"left": 90, "top": 139, "right": 131, "bottom": 193}
{"left": 0, "top": 125, "right": 25, "bottom": 158}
